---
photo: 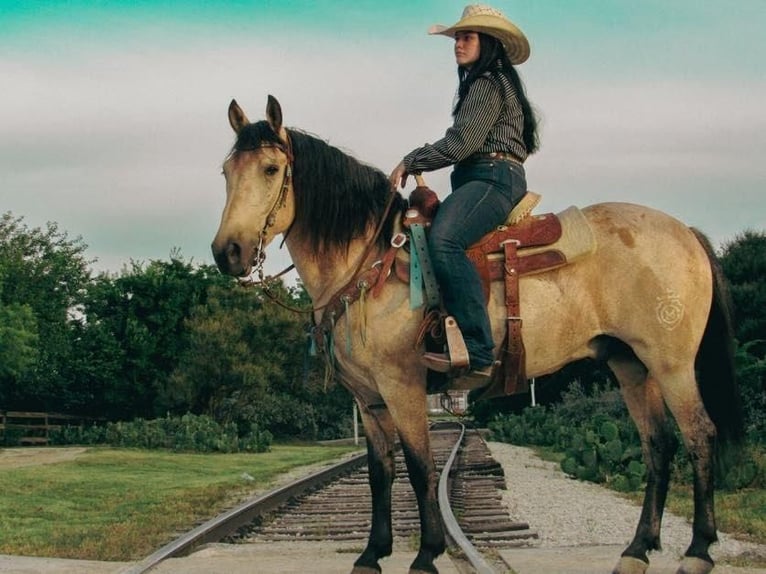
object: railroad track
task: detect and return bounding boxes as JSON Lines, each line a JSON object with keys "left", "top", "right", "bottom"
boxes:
{"left": 124, "top": 421, "right": 536, "bottom": 574}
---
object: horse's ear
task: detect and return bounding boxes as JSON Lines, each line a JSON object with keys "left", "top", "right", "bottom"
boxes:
{"left": 228, "top": 99, "right": 249, "bottom": 134}
{"left": 266, "top": 95, "right": 283, "bottom": 135}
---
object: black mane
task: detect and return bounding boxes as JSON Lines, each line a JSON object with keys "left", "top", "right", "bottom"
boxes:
{"left": 233, "top": 121, "right": 405, "bottom": 255}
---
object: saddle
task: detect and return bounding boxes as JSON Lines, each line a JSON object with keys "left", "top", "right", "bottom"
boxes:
{"left": 309, "top": 183, "right": 595, "bottom": 401}
{"left": 397, "top": 184, "right": 596, "bottom": 399}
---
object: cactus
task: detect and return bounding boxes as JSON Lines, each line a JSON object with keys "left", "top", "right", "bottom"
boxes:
{"left": 582, "top": 447, "right": 598, "bottom": 469}
{"left": 611, "top": 475, "right": 631, "bottom": 492}
{"left": 599, "top": 421, "right": 619, "bottom": 441}
{"left": 603, "top": 439, "right": 624, "bottom": 463}
{"left": 491, "top": 404, "right": 652, "bottom": 492}
{"left": 561, "top": 457, "right": 578, "bottom": 476}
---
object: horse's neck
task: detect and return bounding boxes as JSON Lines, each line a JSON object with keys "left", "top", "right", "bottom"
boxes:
{"left": 284, "top": 233, "right": 373, "bottom": 309}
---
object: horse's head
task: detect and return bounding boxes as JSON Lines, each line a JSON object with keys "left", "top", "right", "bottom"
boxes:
{"left": 211, "top": 95, "right": 296, "bottom": 277}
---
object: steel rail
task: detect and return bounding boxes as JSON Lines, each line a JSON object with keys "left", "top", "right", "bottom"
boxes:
{"left": 119, "top": 450, "right": 366, "bottom": 574}
{"left": 123, "top": 423, "right": 505, "bottom": 574}
{"left": 436, "top": 421, "right": 497, "bottom": 574}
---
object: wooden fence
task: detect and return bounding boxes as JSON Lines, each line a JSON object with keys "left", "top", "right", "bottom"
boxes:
{"left": 0, "top": 411, "right": 91, "bottom": 446}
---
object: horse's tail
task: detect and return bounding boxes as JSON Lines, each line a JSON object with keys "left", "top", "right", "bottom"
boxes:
{"left": 691, "top": 228, "right": 745, "bottom": 452}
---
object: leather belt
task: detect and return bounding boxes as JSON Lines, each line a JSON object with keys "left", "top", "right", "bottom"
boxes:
{"left": 463, "top": 152, "right": 523, "bottom": 165}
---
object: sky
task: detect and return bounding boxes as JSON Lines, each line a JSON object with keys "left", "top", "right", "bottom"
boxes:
{"left": 1, "top": 0, "right": 765, "bottom": 278}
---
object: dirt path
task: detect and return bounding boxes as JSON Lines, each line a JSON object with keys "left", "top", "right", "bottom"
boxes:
{"left": 0, "top": 447, "right": 88, "bottom": 469}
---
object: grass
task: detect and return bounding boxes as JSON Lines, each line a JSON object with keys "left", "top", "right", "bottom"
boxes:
{"left": 0, "top": 444, "right": 360, "bottom": 561}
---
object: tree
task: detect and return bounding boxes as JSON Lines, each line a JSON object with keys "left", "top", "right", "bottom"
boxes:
{"left": 0, "top": 301, "right": 39, "bottom": 404}
{"left": 719, "top": 229, "right": 766, "bottom": 441}
{"left": 0, "top": 212, "right": 91, "bottom": 410}
{"left": 720, "top": 229, "right": 766, "bottom": 344}
{"left": 80, "top": 258, "right": 230, "bottom": 419}
{"left": 168, "top": 281, "right": 353, "bottom": 439}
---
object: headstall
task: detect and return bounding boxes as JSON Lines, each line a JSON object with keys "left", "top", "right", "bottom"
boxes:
{"left": 251, "top": 136, "right": 295, "bottom": 280}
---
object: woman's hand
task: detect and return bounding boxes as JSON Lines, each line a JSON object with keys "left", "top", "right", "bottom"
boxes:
{"left": 389, "top": 160, "right": 409, "bottom": 190}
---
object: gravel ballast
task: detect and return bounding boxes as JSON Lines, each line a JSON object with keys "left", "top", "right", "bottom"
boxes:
{"left": 486, "top": 441, "right": 766, "bottom": 565}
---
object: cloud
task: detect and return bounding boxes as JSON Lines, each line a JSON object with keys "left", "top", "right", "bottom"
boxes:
{"left": 1, "top": 3, "right": 764, "bottom": 280}
{"left": 0, "top": 33, "right": 454, "bottom": 275}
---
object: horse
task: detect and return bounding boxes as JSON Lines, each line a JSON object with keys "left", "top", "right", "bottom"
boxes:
{"left": 211, "top": 95, "right": 743, "bottom": 574}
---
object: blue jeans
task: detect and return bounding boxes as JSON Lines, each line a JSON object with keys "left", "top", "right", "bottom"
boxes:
{"left": 428, "top": 159, "right": 527, "bottom": 368}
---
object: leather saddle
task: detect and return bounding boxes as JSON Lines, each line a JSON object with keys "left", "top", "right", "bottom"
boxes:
{"left": 309, "top": 183, "right": 595, "bottom": 401}
{"left": 398, "top": 184, "right": 595, "bottom": 399}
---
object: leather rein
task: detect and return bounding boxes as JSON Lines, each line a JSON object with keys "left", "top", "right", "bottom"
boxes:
{"left": 242, "top": 131, "right": 399, "bottom": 320}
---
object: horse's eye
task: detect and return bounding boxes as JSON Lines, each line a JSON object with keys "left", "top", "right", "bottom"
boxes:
{"left": 265, "top": 165, "right": 280, "bottom": 177}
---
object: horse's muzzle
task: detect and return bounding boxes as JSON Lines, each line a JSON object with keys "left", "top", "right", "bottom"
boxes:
{"left": 211, "top": 239, "right": 254, "bottom": 277}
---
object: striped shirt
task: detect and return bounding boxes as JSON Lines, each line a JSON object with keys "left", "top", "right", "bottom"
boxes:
{"left": 403, "top": 72, "right": 527, "bottom": 173}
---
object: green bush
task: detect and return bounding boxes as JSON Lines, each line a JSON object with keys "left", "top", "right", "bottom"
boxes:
{"left": 487, "top": 381, "right": 761, "bottom": 492}
{"left": 558, "top": 416, "right": 646, "bottom": 491}
{"left": 49, "top": 413, "right": 272, "bottom": 453}
{"left": 736, "top": 340, "right": 766, "bottom": 443}
{"left": 49, "top": 423, "right": 107, "bottom": 445}
{"left": 1, "top": 427, "right": 25, "bottom": 446}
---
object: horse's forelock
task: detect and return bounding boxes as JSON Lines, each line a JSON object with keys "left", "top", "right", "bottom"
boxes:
{"left": 233, "top": 121, "right": 281, "bottom": 152}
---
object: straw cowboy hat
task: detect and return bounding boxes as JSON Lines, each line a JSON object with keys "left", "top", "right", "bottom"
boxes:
{"left": 428, "top": 4, "right": 530, "bottom": 65}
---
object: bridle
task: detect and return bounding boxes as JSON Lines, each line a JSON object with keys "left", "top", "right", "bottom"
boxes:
{"left": 250, "top": 135, "right": 295, "bottom": 279}
{"left": 241, "top": 131, "right": 399, "bottom": 318}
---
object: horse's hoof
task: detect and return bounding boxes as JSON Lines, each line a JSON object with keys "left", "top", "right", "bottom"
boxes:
{"left": 409, "top": 569, "right": 438, "bottom": 574}
{"left": 676, "top": 556, "right": 714, "bottom": 574}
{"left": 350, "top": 567, "right": 381, "bottom": 574}
{"left": 612, "top": 556, "right": 649, "bottom": 574}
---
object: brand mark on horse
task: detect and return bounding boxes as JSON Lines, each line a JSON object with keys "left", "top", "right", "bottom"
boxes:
{"left": 656, "top": 288, "right": 685, "bottom": 330}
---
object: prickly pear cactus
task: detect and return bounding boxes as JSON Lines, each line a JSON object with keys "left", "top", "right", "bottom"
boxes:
{"left": 559, "top": 416, "right": 646, "bottom": 490}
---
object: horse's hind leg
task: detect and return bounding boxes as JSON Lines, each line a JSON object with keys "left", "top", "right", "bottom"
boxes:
{"left": 353, "top": 403, "right": 397, "bottom": 574}
{"left": 609, "top": 354, "right": 679, "bottom": 574}
{"left": 657, "top": 367, "right": 718, "bottom": 574}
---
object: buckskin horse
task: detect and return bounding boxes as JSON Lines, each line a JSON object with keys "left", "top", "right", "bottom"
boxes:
{"left": 211, "top": 96, "right": 742, "bottom": 574}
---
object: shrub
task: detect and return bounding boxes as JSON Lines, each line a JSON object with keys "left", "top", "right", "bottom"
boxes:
{"left": 48, "top": 423, "right": 107, "bottom": 445}
{"left": 1, "top": 426, "right": 25, "bottom": 446}
{"left": 49, "top": 413, "right": 271, "bottom": 453}
{"left": 487, "top": 381, "right": 761, "bottom": 492}
{"left": 736, "top": 340, "right": 766, "bottom": 443}
{"left": 559, "top": 417, "right": 646, "bottom": 490}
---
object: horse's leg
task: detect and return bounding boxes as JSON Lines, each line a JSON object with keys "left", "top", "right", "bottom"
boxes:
{"left": 352, "top": 403, "right": 397, "bottom": 574}
{"left": 609, "top": 354, "right": 678, "bottom": 574}
{"left": 657, "top": 367, "right": 718, "bottom": 574}
{"left": 383, "top": 388, "right": 445, "bottom": 574}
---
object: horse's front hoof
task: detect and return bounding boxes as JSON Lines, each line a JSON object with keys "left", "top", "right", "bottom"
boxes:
{"left": 350, "top": 566, "right": 381, "bottom": 574}
{"left": 676, "top": 556, "right": 714, "bottom": 574}
{"left": 612, "top": 556, "right": 649, "bottom": 574}
{"left": 409, "top": 549, "right": 440, "bottom": 574}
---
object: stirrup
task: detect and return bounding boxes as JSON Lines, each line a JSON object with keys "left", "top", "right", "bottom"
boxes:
{"left": 443, "top": 316, "right": 469, "bottom": 370}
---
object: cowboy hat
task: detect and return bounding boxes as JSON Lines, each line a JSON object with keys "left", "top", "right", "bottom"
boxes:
{"left": 428, "top": 4, "right": 530, "bottom": 65}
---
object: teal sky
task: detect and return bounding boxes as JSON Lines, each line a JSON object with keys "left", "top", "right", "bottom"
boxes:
{"left": 1, "top": 1, "right": 764, "bottom": 274}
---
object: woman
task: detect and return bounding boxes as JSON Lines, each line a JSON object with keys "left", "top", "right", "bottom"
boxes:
{"left": 389, "top": 4, "right": 539, "bottom": 379}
